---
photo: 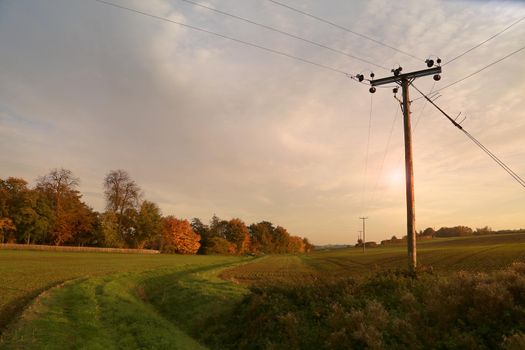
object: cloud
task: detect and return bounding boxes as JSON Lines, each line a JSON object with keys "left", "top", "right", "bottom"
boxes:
{"left": 0, "top": 0, "right": 524, "bottom": 244}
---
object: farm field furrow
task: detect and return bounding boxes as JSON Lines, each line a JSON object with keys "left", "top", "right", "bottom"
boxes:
{"left": 222, "top": 233, "right": 525, "bottom": 285}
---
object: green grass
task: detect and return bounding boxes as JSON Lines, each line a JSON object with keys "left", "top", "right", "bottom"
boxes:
{"left": 0, "top": 257, "right": 251, "bottom": 349}
{"left": 221, "top": 233, "right": 525, "bottom": 285}
{"left": 0, "top": 250, "right": 245, "bottom": 337}
{"left": 1, "top": 233, "right": 525, "bottom": 349}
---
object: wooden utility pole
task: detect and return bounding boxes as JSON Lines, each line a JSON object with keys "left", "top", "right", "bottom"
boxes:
{"left": 359, "top": 217, "right": 368, "bottom": 252}
{"left": 401, "top": 78, "right": 416, "bottom": 271}
{"left": 367, "top": 64, "right": 442, "bottom": 272}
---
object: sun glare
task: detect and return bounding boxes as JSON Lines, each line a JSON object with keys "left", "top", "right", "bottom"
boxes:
{"left": 387, "top": 169, "right": 404, "bottom": 187}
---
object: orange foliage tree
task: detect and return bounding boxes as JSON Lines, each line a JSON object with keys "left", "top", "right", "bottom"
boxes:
{"left": 161, "top": 216, "right": 200, "bottom": 254}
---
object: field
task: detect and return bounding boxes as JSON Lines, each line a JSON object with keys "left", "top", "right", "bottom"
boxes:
{"left": 0, "top": 250, "right": 247, "bottom": 340}
{"left": 222, "top": 233, "right": 525, "bottom": 285}
{"left": 1, "top": 233, "right": 525, "bottom": 349}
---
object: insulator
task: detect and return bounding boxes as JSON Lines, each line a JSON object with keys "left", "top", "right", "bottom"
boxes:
{"left": 393, "top": 87, "right": 398, "bottom": 94}
{"left": 433, "top": 74, "right": 441, "bottom": 81}
{"left": 426, "top": 59, "right": 434, "bottom": 68}
{"left": 358, "top": 74, "right": 364, "bottom": 82}
{"left": 370, "top": 72, "right": 375, "bottom": 78}
{"left": 369, "top": 87, "right": 376, "bottom": 93}
{"left": 436, "top": 58, "right": 442, "bottom": 64}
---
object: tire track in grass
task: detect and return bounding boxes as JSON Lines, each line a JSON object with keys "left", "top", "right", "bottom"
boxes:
{"left": 0, "top": 258, "right": 252, "bottom": 349}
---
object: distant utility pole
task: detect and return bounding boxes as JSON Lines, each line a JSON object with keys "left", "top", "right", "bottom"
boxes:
{"left": 357, "top": 60, "right": 442, "bottom": 272}
{"left": 359, "top": 217, "right": 368, "bottom": 252}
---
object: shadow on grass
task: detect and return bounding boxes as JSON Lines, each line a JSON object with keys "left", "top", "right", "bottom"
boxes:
{"left": 0, "top": 280, "right": 66, "bottom": 337}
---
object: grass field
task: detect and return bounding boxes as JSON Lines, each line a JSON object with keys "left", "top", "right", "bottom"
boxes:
{"left": 221, "top": 233, "right": 525, "bottom": 286}
{"left": 1, "top": 233, "right": 525, "bottom": 349}
{"left": 0, "top": 250, "right": 247, "bottom": 339}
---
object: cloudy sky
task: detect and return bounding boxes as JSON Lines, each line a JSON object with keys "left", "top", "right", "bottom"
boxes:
{"left": 1, "top": 0, "right": 524, "bottom": 244}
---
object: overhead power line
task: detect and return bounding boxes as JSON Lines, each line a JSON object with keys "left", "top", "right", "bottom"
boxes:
{"left": 411, "top": 83, "right": 525, "bottom": 189}
{"left": 412, "top": 44, "right": 525, "bottom": 102}
{"left": 438, "top": 44, "right": 525, "bottom": 91}
{"left": 444, "top": 15, "right": 525, "bottom": 66}
{"left": 93, "top": 0, "right": 358, "bottom": 78}
{"left": 266, "top": 0, "right": 424, "bottom": 62}
{"left": 179, "top": 0, "right": 387, "bottom": 70}
{"left": 370, "top": 103, "right": 400, "bottom": 204}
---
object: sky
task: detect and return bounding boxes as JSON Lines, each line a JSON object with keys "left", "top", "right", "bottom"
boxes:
{"left": 1, "top": 0, "right": 524, "bottom": 245}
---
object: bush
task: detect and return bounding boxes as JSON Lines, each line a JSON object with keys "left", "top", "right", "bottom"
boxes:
{"left": 208, "top": 263, "right": 525, "bottom": 349}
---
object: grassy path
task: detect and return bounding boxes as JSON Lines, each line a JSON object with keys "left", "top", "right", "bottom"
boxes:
{"left": 0, "top": 254, "right": 252, "bottom": 349}
{"left": 0, "top": 250, "right": 244, "bottom": 335}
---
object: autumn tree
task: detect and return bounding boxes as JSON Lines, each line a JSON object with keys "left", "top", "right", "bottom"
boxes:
{"left": 249, "top": 221, "right": 275, "bottom": 253}
{"left": 0, "top": 217, "right": 16, "bottom": 243}
{"left": 224, "top": 218, "right": 250, "bottom": 254}
{"left": 203, "top": 236, "right": 236, "bottom": 255}
{"left": 103, "top": 170, "right": 141, "bottom": 247}
{"left": 0, "top": 177, "right": 41, "bottom": 244}
{"left": 302, "top": 237, "right": 314, "bottom": 252}
{"left": 287, "top": 235, "right": 305, "bottom": 253}
{"left": 36, "top": 169, "right": 94, "bottom": 245}
{"left": 273, "top": 226, "right": 291, "bottom": 254}
{"left": 161, "top": 216, "right": 200, "bottom": 254}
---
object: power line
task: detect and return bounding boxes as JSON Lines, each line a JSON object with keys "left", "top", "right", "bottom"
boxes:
{"left": 370, "top": 103, "right": 400, "bottom": 204}
{"left": 411, "top": 83, "right": 525, "bottom": 189}
{"left": 444, "top": 15, "right": 525, "bottom": 66}
{"left": 266, "top": 0, "right": 424, "bottom": 62}
{"left": 93, "top": 0, "right": 358, "bottom": 78}
{"left": 412, "top": 44, "right": 525, "bottom": 102}
{"left": 413, "top": 81, "right": 436, "bottom": 131}
{"left": 438, "top": 44, "right": 525, "bottom": 91}
{"left": 179, "top": 0, "right": 387, "bottom": 70}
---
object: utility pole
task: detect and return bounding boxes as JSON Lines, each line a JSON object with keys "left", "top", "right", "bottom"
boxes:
{"left": 358, "top": 61, "right": 442, "bottom": 272}
{"left": 359, "top": 217, "right": 368, "bottom": 252}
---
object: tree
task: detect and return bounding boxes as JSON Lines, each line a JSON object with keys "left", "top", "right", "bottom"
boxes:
{"left": 134, "top": 200, "right": 163, "bottom": 249}
{"left": 224, "top": 218, "right": 250, "bottom": 254}
{"left": 101, "top": 211, "right": 123, "bottom": 247}
{"left": 302, "top": 237, "right": 314, "bottom": 252}
{"left": 36, "top": 169, "right": 93, "bottom": 245}
{"left": 287, "top": 235, "right": 305, "bottom": 254}
{"left": 475, "top": 226, "right": 492, "bottom": 235}
{"left": 209, "top": 215, "right": 228, "bottom": 239}
{"left": 435, "top": 226, "right": 473, "bottom": 238}
{"left": 103, "top": 170, "right": 141, "bottom": 246}
{"left": 273, "top": 226, "right": 291, "bottom": 254}
{"left": 191, "top": 217, "right": 209, "bottom": 237}
{"left": 203, "top": 236, "right": 236, "bottom": 255}
{"left": 249, "top": 221, "right": 275, "bottom": 253}
{"left": 191, "top": 217, "right": 210, "bottom": 254}
{"left": 421, "top": 227, "right": 435, "bottom": 237}
{"left": 161, "top": 216, "right": 200, "bottom": 254}
{"left": 0, "top": 217, "right": 16, "bottom": 244}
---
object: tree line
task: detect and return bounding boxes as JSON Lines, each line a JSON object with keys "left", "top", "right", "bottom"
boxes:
{"left": 0, "top": 169, "right": 313, "bottom": 254}
{"left": 380, "top": 225, "right": 525, "bottom": 245}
